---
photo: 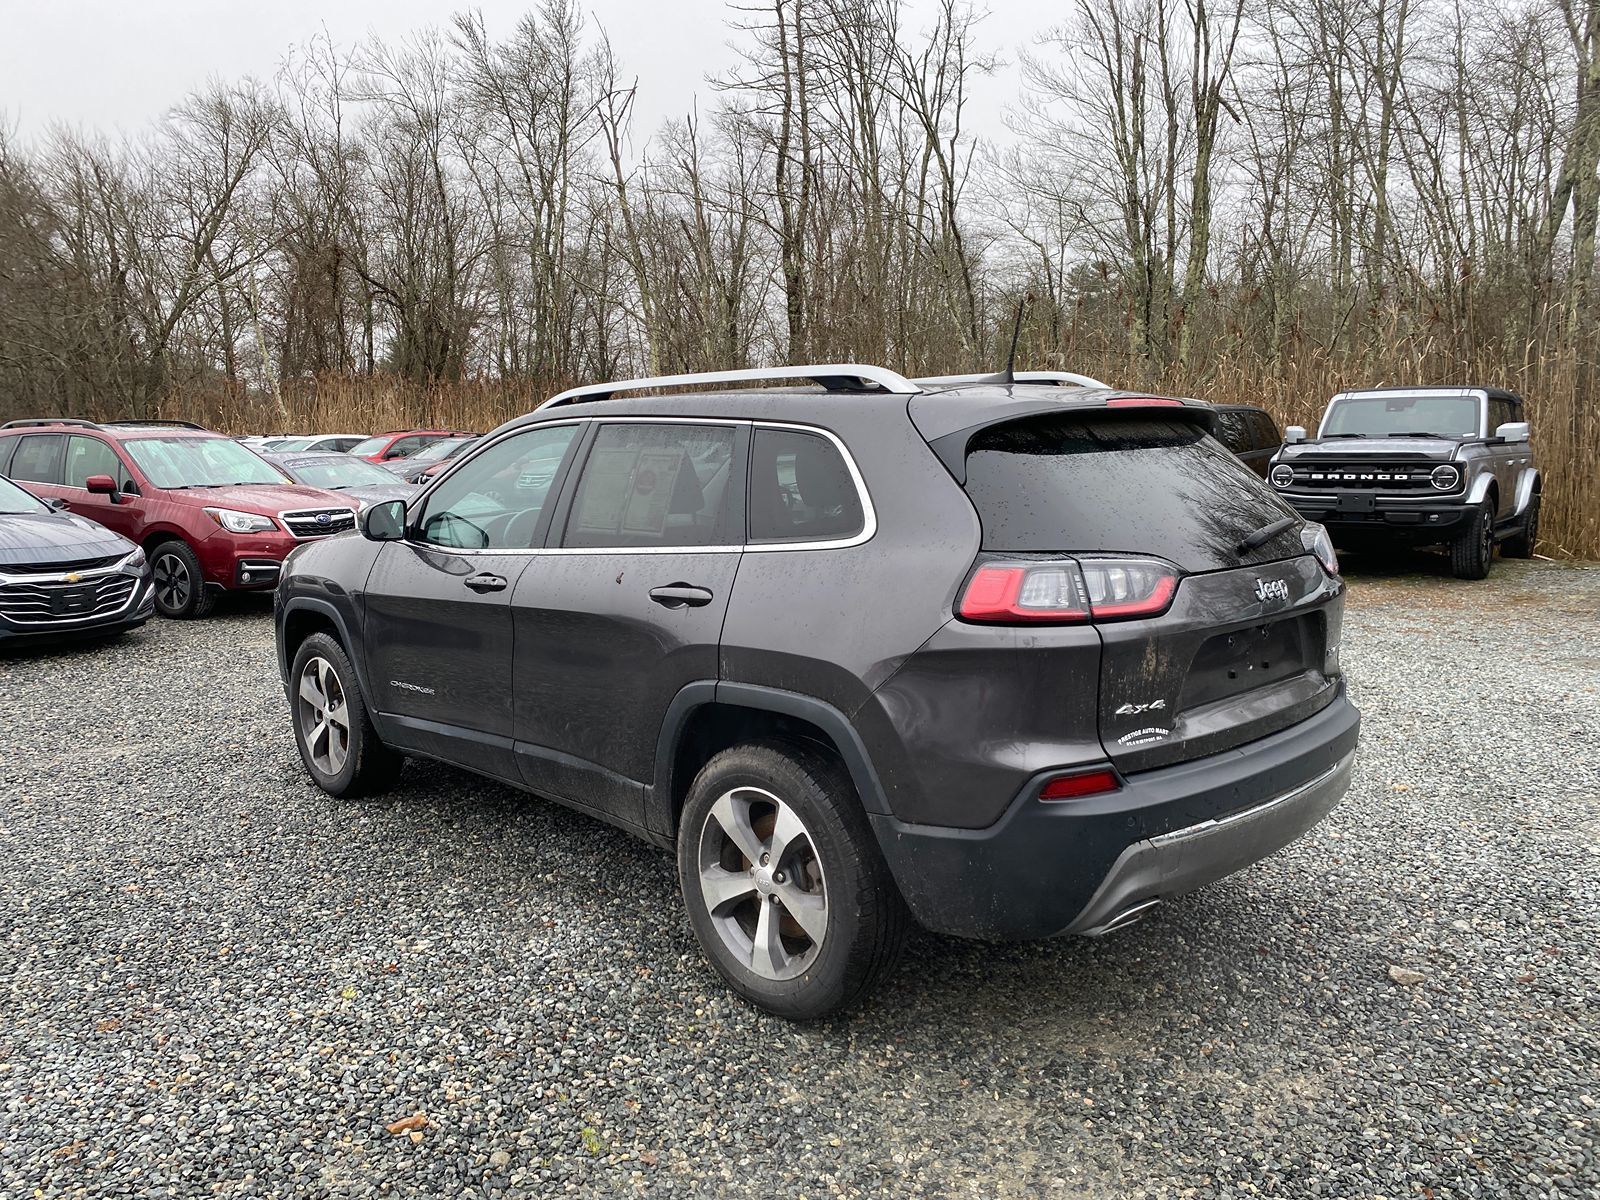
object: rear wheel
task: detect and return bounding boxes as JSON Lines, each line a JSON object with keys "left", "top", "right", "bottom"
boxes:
{"left": 150, "top": 540, "right": 215, "bottom": 619}
{"left": 1449, "top": 502, "right": 1494, "bottom": 580}
{"left": 1501, "top": 495, "right": 1539, "bottom": 559}
{"left": 677, "top": 740, "right": 909, "bottom": 1020}
{"left": 290, "top": 633, "right": 402, "bottom": 797}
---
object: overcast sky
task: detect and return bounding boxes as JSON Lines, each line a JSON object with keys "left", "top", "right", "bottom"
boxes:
{"left": 1, "top": 1, "right": 1042, "bottom": 146}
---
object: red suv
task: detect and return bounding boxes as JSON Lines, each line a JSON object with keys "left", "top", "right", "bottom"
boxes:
{"left": 0, "top": 419, "right": 358, "bottom": 619}
{"left": 347, "top": 429, "right": 475, "bottom": 465}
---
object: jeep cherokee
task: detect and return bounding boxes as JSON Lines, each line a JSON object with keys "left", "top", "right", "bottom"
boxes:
{"left": 1268, "top": 386, "right": 1540, "bottom": 578}
{"left": 273, "top": 365, "right": 1360, "bottom": 1018}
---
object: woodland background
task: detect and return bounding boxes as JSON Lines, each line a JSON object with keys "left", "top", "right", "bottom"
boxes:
{"left": 1, "top": 0, "right": 1597, "bottom": 556}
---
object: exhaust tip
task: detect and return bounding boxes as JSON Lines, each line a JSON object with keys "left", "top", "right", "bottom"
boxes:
{"left": 1082, "top": 897, "right": 1162, "bottom": 938}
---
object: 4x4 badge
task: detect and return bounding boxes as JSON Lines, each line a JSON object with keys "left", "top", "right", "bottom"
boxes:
{"left": 1254, "top": 577, "right": 1290, "bottom": 603}
{"left": 1115, "top": 699, "right": 1166, "bottom": 716}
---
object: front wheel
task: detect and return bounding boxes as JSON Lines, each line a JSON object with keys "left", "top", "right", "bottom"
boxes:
{"left": 290, "top": 633, "right": 403, "bottom": 797}
{"left": 677, "top": 741, "right": 909, "bottom": 1020}
{"left": 150, "top": 540, "right": 216, "bottom": 619}
{"left": 1449, "top": 502, "right": 1494, "bottom": 580}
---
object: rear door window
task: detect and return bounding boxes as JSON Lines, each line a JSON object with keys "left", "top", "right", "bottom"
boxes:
{"left": 562, "top": 423, "right": 739, "bottom": 549}
{"left": 8, "top": 434, "right": 65, "bottom": 484}
{"left": 749, "top": 427, "right": 864, "bottom": 543}
{"left": 955, "top": 414, "right": 1301, "bottom": 572}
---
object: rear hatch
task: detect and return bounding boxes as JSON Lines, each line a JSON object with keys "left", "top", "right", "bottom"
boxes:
{"left": 926, "top": 405, "right": 1344, "bottom": 773}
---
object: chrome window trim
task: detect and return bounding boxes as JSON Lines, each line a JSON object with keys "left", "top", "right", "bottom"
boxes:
{"left": 396, "top": 417, "right": 876, "bottom": 558}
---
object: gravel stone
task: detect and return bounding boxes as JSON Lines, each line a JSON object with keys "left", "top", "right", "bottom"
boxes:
{"left": 1, "top": 557, "right": 1595, "bottom": 1197}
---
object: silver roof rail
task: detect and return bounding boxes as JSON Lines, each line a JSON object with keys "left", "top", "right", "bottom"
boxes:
{"left": 912, "top": 370, "right": 1111, "bottom": 389}
{"left": 545, "top": 363, "right": 923, "bottom": 407}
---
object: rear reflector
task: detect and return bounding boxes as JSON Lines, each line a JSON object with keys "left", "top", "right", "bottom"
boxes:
{"left": 1039, "top": 768, "right": 1121, "bottom": 801}
{"left": 1105, "top": 397, "right": 1184, "bottom": 408}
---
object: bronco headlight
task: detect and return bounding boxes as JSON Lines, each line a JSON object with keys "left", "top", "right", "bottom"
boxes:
{"left": 1430, "top": 464, "right": 1461, "bottom": 491}
{"left": 1269, "top": 463, "right": 1294, "bottom": 489}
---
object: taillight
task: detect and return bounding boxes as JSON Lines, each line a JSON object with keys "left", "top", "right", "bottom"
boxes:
{"left": 1039, "top": 768, "right": 1121, "bottom": 801}
{"left": 1301, "top": 523, "right": 1340, "bottom": 577}
{"left": 958, "top": 558, "right": 1179, "bottom": 624}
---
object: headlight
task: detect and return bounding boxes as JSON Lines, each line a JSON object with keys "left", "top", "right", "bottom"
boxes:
{"left": 119, "top": 545, "right": 148, "bottom": 572}
{"left": 1301, "top": 522, "right": 1339, "bottom": 577}
{"left": 204, "top": 507, "right": 279, "bottom": 534}
{"left": 1430, "top": 464, "right": 1461, "bottom": 491}
{"left": 1269, "top": 463, "right": 1294, "bottom": 489}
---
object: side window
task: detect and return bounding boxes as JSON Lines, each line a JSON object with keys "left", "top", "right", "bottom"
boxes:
{"left": 1488, "top": 398, "right": 1513, "bottom": 433}
{"left": 8, "top": 434, "right": 65, "bottom": 484}
{"left": 563, "top": 423, "right": 739, "bottom": 549}
{"left": 1211, "top": 410, "right": 1249, "bottom": 454}
{"left": 417, "top": 425, "right": 579, "bottom": 550}
{"left": 387, "top": 436, "right": 427, "bottom": 459}
{"left": 748, "top": 427, "right": 865, "bottom": 544}
{"left": 0, "top": 435, "right": 17, "bottom": 475}
{"left": 64, "top": 436, "right": 129, "bottom": 489}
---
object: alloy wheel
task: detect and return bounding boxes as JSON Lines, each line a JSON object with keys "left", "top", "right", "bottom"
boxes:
{"left": 153, "top": 551, "right": 191, "bottom": 613}
{"left": 697, "top": 786, "right": 829, "bottom": 981}
{"left": 297, "top": 656, "right": 351, "bottom": 776}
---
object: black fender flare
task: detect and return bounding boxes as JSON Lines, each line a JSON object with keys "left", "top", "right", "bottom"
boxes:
{"left": 648, "top": 681, "right": 893, "bottom": 837}
{"left": 276, "top": 594, "right": 370, "bottom": 700}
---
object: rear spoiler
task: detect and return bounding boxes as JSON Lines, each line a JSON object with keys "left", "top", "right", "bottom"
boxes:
{"left": 916, "top": 398, "right": 1217, "bottom": 485}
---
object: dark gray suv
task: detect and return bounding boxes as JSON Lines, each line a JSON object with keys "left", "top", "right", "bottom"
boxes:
{"left": 273, "top": 365, "right": 1360, "bottom": 1018}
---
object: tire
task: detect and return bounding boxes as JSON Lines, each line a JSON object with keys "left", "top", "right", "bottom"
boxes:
{"left": 1501, "top": 495, "right": 1539, "bottom": 559}
{"left": 677, "top": 740, "right": 909, "bottom": 1020}
{"left": 149, "top": 539, "right": 216, "bottom": 619}
{"left": 1449, "top": 502, "right": 1494, "bottom": 580}
{"left": 289, "top": 632, "right": 403, "bottom": 797}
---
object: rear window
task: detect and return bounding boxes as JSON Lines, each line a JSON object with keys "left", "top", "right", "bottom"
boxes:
{"left": 958, "top": 415, "right": 1300, "bottom": 571}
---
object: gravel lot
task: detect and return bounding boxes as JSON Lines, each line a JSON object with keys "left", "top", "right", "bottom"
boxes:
{"left": 1, "top": 557, "right": 1596, "bottom": 1198}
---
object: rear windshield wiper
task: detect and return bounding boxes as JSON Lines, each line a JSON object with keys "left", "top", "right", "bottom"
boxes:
{"left": 1236, "top": 515, "right": 1298, "bottom": 555}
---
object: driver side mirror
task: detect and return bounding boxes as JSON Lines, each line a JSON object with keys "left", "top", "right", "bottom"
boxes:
{"left": 1494, "top": 421, "right": 1530, "bottom": 444}
{"left": 361, "top": 499, "right": 407, "bottom": 542}
{"left": 84, "top": 474, "right": 120, "bottom": 503}
{"left": 1284, "top": 425, "right": 1307, "bottom": 444}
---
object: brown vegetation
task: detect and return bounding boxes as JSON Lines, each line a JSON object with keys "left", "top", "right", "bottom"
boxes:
{"left": 2, "top": 0, "right": 1598, "bottom": 557}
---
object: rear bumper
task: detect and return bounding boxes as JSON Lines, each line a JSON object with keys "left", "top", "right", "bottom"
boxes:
{"left": 1283, "top": 493, "right": 1471, "bottom": 536}
{"left": 868, "top": 683, "right": 1360, "bottom": 940}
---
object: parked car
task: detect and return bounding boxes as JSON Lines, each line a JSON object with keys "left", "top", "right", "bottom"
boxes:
{"left": 274, "top": 364, "right": 1358, "bottom": 1019}
{"left": 0, "top": 419, "right": 357, "bottom": 619}
{"left": 0, "top": 473, "right": 153, "bottom": 642}
{"left": 1268, "top": 385, "right": 1539, "bottom": 579}
{"left": 1210, "top": 404, "right": 1282, "bottom": 477}
{"left": 252, "top": 436, "right": 312, "bottom": 453}
{"left": 269, "top": 451, "right": 420, "bottom": 509}
{"left": 289, "top": 434, "right": 367, "bottom": 454}
{"left": 386, "top": 435, "right": 482, "bottom": 483}
{"left": 347, "top": 430, "right": 475, "bottom": 466}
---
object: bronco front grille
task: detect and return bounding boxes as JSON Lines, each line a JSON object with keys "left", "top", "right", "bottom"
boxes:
{"left": 0, "top": 572, "right": 138, "bottom": 625}
{"left": 1283, "top": 461, "right": 1448, "bottom": 491}
{"left": 280, "top": 508, "right": 357, "bottom": 539}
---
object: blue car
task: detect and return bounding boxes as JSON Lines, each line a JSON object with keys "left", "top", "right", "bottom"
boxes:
{"left": 0, "top": 474, "right": 154, "bottom": 642}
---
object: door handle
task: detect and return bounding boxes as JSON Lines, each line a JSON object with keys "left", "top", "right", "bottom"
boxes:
{"left": 464, "top": 572, "right": 508, "bottom": 593}
{"left": 649, "top": 583, "right": 714, "bottom": 609}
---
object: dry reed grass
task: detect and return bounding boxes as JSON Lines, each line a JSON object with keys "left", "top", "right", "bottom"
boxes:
{"left": 156, "top": 356, "right": 1597, "bottom": 561}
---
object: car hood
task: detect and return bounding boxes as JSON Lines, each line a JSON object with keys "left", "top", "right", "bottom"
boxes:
{"left": 334, "top": 483, "right": 421, "bottom": 507}
{"left": 0, "top": 510, "right": 136, "bottom": 568}
{"left": 1278, "top": 436, "right": 1461, "bottom": 464}
{"left": 165, "top": 482, "right": 358, "bottom": 514}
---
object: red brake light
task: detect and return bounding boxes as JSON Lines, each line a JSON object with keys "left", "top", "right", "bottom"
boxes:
{"left": 958, "top": 564, "right": 1089, "bottom": 623}
{"left": 1039, "top": 768, "right": 1121, "bottom": 801}
{"left": 960, "top": 558, "right": 1178, "bottom": 624}
{"left": 1105, "top": 397, "right": 1184, "bottom": 408}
